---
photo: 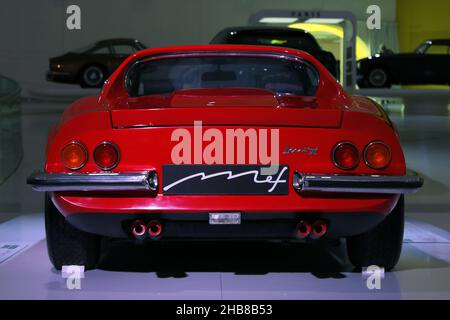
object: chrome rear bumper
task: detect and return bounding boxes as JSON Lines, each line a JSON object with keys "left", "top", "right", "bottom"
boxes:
{"left": 27, "top": 170, "right": 423, "bottom": 194}
{"left": 293, "top": 170, "right": 423, "bottom": 194}
{"left": 27, "top": 171, "right": 158, "bottom": 192}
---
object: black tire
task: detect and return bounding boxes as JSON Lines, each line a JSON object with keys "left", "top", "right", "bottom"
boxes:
{"left": 79, "top": 64, "right": 106, "bottom": 88}
{"left": 367, "top": 67, "right": 391, "bottom": 88}
{"left": 346, "top": 195, "right": 404, "bottom": 271}
{"left": 45, "top": 193, "right": 100, "bottom": 270}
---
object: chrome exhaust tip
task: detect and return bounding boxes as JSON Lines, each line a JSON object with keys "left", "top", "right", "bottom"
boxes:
{"left": 131, "top": 220, "right": 147, "bottom": 240}
{"left": 147, "top": 220, "right": 163, "bottom": 239}
{"left": 311, "top": 220, "right": 327, "bottom": 239}
{"left": 295, "top": 221, "right": 312, "bottom": 239}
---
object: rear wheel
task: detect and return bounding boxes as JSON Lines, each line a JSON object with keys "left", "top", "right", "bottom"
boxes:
{"left": 79, "top": 65, "right": 105, "bottom": 88}
{"left": 367, "top": 67, "right": 391, "bottom": 88}
{"left": 45, "top": 193, "right": 100, "bottom": 270}
{"left": 346, "top": 195, "right": 404, "bottom": 271}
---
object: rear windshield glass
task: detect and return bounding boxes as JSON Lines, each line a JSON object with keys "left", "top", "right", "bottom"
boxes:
{"left": 126, "top": 55, "right": 320, "bottom": 97}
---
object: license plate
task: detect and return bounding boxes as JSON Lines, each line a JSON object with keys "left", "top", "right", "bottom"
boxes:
{"left": 209, "top": 212, "right": 241, "bottom": 225}
{"left": 162, "top": 164, "right": 289, "bottom": 195}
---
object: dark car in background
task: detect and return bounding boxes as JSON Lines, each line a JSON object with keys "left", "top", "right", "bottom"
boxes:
{"left": 357, "top": 39, "right": 450, "bottom": 88}
{"left": 211, "top": 26, "right": 339, "bottom": 78}
{"left": 47, "top": 38, "right": 147, "bottom": 88}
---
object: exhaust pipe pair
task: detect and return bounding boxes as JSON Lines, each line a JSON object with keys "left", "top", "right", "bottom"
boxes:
{"left": 295, "top": 220, "right": 327, "bottom": 239}
{"left": 131, "top": 220, "right": 163, "bottom": 240}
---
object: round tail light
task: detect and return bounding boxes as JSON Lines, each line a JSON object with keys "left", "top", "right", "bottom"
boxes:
{"left": 332, "top": 142, "right": 359, "bottom": 170}
{"left": 61, "top": 141, "right": 87, "bottom": 170}
{"left": 364, "top": 141, "right": 391, "bottom": 169}
{"left": 93, "top": 142, "right": 119, "bottom": 170}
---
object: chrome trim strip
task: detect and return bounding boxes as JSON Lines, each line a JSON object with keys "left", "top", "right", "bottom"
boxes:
{"left": 27, "top": 171, "right": 158, "bottom": 192}
{"left": 293, "top": 170, "right": 423, "bottom": 194}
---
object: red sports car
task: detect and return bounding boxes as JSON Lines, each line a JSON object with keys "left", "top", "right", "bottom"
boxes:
{"left": 28, "top": 45, "right": 423, "bottom": 271}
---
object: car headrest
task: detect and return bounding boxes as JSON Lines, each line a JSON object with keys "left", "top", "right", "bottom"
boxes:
{"left": 201, "top": 70, "right": 237, "bottom": 88}
{"left": 140, "top": 80, "right": 174, "bottom": 95}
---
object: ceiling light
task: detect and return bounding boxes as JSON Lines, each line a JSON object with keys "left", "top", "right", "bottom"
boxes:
{"left": 259, "top": 17, "right": 299, "bottom": 24}
{"left": 304, "top": 18, "right": 344, "bottom": 24}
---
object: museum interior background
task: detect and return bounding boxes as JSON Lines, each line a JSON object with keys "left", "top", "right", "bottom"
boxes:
{"left": 0, "top": 0, "right": 450, "bottom": 299}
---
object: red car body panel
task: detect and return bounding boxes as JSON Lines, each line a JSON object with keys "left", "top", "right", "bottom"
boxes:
{"left": 39, "top": 44, "right": 411, "bottom": 239}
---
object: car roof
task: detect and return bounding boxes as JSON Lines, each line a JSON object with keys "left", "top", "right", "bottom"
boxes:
{"left": 95, "top": 38, "right": 141, "bottom": 46}
{"left": 216, "top": 26, "right": 311, "bottom": 35}
{"left": 426, "top": 39, "right": 450, "bottom": 45}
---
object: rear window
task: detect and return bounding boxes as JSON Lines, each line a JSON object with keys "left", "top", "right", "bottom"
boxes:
{"left": 126, "top": 55, "right": 320, "bottom": 97}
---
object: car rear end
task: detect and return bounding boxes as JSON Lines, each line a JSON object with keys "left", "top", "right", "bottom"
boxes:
{"left": 47, "top": 54, "right": 80, "bottom": 84}
{"left": 37, "top": 109, "right": 412, "bottom": 241}
{"left": 28, "top": 45, "right": 422, "bottom": 270}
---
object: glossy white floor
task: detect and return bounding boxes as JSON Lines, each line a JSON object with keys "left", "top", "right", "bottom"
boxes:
{"left": 0, "top": 101, "right": 449, "bottom": 300}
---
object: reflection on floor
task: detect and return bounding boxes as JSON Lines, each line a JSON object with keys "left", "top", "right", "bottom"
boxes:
{"left": 0, "top": 100, "right": 449, "bottom": 299}
{"left": 0, "top": 213, "right": 449, "bottom": 299}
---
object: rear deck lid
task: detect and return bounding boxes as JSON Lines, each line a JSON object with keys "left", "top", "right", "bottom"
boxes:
{"left": 110, "top": 88, "right": 342, "bottom": 128}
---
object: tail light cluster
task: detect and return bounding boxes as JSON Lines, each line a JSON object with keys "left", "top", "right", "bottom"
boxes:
{"left": 332, "top": 142, "right": 359, "bottom": 170}
{"left": 332, "top": 141, "right": 391, "bottom": 170}
{"left": 93, "top": 142, "right": 120, "bottom": 170}
{"left": 61, "top": 141, "right": 119, "bottom": 171}
{"left": 363, "top": 142, "right": 391, "bottom": 169}
{"left": 60, "top": 141, "right": 87, "bottom": 170}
